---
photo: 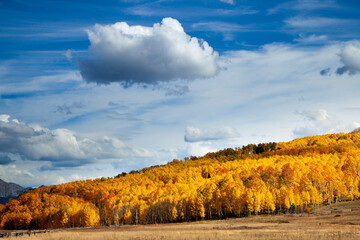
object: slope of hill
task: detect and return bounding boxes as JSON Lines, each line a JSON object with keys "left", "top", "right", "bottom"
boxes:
{"left": 1, "top": 132, "right": 360, "bottom": 230}
{"left": 0, "top": 179, "right": 26, "bottom": 205}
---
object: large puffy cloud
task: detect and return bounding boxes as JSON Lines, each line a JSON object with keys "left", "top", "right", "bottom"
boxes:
{"left": 0, "top": 114, "right": 153, "bottom": 168}
{"left": 184, "top": 126, "right": 239, "bottom": 142}
{"left": 79, "top": 18, "right": 218, "bottom": 84}
{"left": 336, "top": 43, "right": 360, "bottom": 75}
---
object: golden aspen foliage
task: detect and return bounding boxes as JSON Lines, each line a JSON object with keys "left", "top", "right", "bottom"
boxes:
{"left": 2, "top": 132, "right": 360, "bottom": 229}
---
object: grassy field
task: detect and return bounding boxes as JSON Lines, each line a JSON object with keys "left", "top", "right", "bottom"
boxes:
{"left": 9, "top": 200, "right": 360, "bottom": 240}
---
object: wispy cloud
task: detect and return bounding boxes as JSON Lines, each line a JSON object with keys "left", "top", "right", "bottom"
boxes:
{"left": 126, "top": 5, "right": 257, "bottom": 18}
{"left": 63, "top": 49, "right": 73, "bottom": 62}
{"left": 192, "top": 21, "right": 252, "bottom": 40}
{"left": 294, "top": 34, "right": 329, "bottom": 44}
{"left": 0, "top": 71, "right": 82, "bottom": 97}
{"left": 55, "top": 102, "right": 85, "bottom": 115}
{"left": 293, "top": 110, "right": 360, "bottom": 137}
{"left": 285, "top": 16, "right": 353, "bottom": 29}
{"left": 165, "top": 85, "right": 190, "bottom": 96}
{"left": 192, "top": 22, "right": 248, "bottom": 32}
{"left": 268, "top": 0, "right": 338, "bottom": 14}
{"left": 184, "top": 126, "right": 240, "bottom": 142}
{"left": 220, "top": 0, "right": 235, "bottom": 5}
{"left": 0, "top": 63, "right": 8, "bottom": 78}
{"left": 0, "top": 23, "right": 88, "bottom": 40}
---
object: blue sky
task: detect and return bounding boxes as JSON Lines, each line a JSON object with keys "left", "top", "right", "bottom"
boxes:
{"left": 1, "top": 0, "right": 360, "bottom": 187}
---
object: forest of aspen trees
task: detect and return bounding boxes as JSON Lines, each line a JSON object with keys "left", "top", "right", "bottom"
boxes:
{"left": 1, "top": 132, "right": 360, "bottom": 230}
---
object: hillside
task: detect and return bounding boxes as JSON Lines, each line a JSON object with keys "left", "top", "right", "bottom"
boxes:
{"left": 1, "top": 132, "right": 360, "bottom": 230}
{"left": 0, "top": 179, "right": 26, "bottom": 205}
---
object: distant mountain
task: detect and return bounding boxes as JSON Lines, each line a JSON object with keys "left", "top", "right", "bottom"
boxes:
{"left": 0, "top": 179, "right": 27, "bottom": 204}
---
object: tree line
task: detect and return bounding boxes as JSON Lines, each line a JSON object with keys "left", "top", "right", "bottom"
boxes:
{"left": 1, "top": 132, "right": 360, "bottom": 229}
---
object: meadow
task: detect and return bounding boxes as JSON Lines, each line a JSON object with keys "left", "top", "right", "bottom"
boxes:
{"left": 9, "top": 200, "right": 360, "bottom": 240}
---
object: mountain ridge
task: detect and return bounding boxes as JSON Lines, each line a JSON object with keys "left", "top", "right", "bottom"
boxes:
{"left": 0, "top": 179, "right": 26, "bottom": 205}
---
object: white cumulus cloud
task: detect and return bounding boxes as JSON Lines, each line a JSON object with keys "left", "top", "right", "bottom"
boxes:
{"left": 336, "top": 43, "right": 360, "bottom": 75}
{"left": 79, "top": 17, "right": 218, "bottom": 84}
{"left": 0, "top": 114, "right": 153, "bottom": 168}
{"left": 184, "top": 126, "right": 239, "bottom": 142}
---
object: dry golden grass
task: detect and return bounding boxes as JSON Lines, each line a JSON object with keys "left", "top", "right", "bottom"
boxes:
{"left": 9, "top": 201, "right": 360, "bottom": 240}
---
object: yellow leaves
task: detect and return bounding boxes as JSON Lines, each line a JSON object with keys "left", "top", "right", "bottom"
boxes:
{"left": 199, "top": 204, "right": 205, "bottom": 219}
{"left": 0, "top": 211, "right": 32, "bottom": 230}
{"left": 278, "top": 186, "right": 292, "bottom": 209}
{"left": 139, "top": 203, "right": 149, "bottom": 223}
{"left": 309, "top": 186, "right": 321, "bottom": 205}
{"left": 244, "top": 189, "right": 255, "bottom": 213}
{"left": 60, "top": 211, "right": 69, "bottom": 227}
{"left": 301, "top": 191, "right": 311, "bottom": 205}
{"left": 123, "top": 208, "right": 132, "bottom": 225}
{"left": 2, "top": 132, "right": 360, "bottom": 229}
{"left": 170, "top": 206, "right": 177, "bottom": 221}
{"left": 80, "top": 205, "right": 100, "bottom": 227}
{"left": 0, "top": 199, "right": 32, "bottom": 230}
{"left": 263, "top": 190, "right": 276, "bottom": 212}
